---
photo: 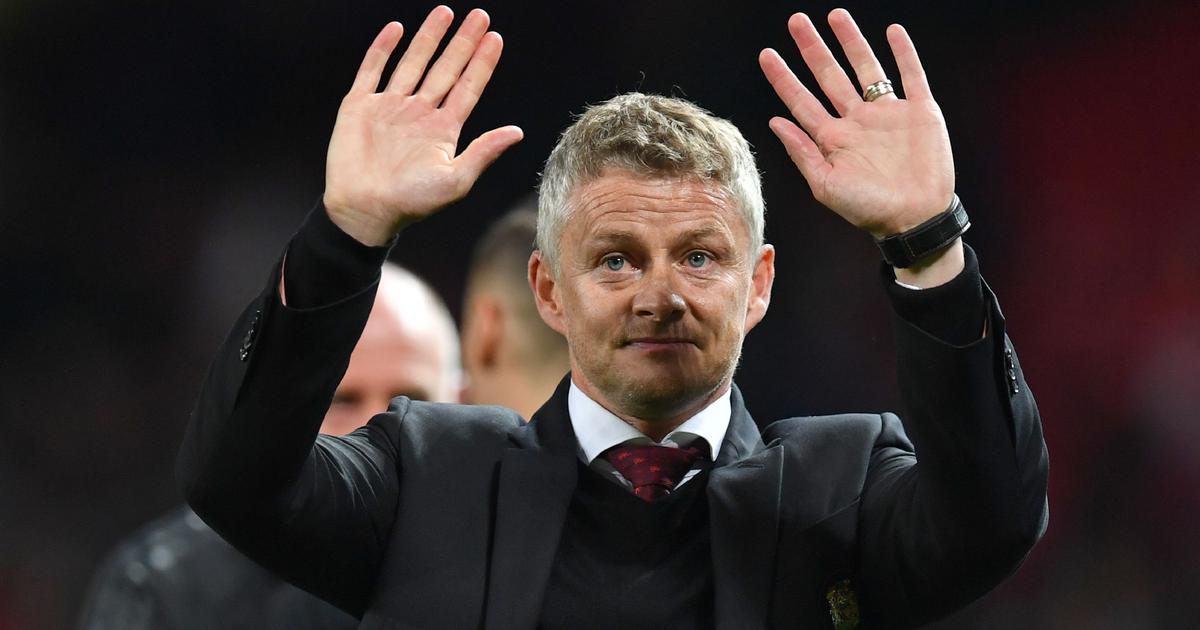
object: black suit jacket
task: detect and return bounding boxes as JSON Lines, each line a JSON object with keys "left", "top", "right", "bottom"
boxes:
{"left": 178, "top": 257, "right": 1048, "bottom": 629}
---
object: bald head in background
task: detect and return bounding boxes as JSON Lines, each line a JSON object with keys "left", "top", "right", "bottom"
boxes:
{"left": 324, "top": 262, "right": 461, "bottom": 435}
{"left": 461, "top": 199, "right": 569, "bottom": 419}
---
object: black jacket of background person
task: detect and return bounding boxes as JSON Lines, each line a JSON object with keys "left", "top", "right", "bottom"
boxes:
{"left": 76, "top": 506, "right": 356, "bottom": 630}
{"left": 178, "top": 207, "right": 1049, "bottom": 629}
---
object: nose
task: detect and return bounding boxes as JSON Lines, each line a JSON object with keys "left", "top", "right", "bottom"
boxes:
{"left": 632, "top": 265, "right": 686, "bottom": 323}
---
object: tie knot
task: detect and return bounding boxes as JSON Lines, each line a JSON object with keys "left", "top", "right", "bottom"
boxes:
{"left": 600, "top": 442, "right": 709, "bottom": 502}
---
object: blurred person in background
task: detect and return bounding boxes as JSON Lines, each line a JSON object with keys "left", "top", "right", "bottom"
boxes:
{"left": 461, "top": 199, "right": 570, "bottom": 418}
{"left": 76, "top": 263, "right": 460, "bottom": 630}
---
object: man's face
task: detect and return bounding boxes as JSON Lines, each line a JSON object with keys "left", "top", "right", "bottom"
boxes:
{"left": 532, "top": 169, "right": 774, "bottom": 423}
{"left": 321, "top": 305, "right": 456, "bottom": 436}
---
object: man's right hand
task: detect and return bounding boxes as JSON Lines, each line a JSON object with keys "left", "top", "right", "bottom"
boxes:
{"left": 323, "top": 6, "right": 523, "bottom": 246}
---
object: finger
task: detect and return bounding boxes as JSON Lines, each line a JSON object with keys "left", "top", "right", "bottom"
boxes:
{"left": 443, "top": 31, "right": 504, "bottom": 123}
{"left": 886, "top": 24, "right": 933, "bottom": 101}
{"left": 349, "top": 22, "right": 404, "bottom": 95}
{"left": 417, "top": 8, "right": 491, "bottom": 104}
{"left": 454, "top": 125, "right": 524, "bottom": 189}
{"left": 827, "top": 9, "right": 895, "bottom": 100}
{"left": 768, "top": 117, "right": 829, "bottom": 188}
{"left": 386, "top": 5, "right": 455, "bottom": 94}
{"left": 787, "top": 13, "right": 860, "bottom": 116}
{"left": 758, "top": 48, "right": 832, "bottom": 135}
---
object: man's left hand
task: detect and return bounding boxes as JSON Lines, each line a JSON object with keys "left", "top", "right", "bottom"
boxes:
{"left": 760, "top": 9, "right": 955, "bottom": 240}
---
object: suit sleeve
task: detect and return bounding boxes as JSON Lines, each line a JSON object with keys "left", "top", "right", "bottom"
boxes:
{"left": 856, "top": 245, "right": 1050, "bottom": 627}
{"left": 176, "top": 206, "right": 402, "bottom": 616}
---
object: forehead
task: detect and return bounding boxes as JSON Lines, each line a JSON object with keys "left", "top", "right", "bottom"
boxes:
{"left": 352, "top": 288, "right": 455, "bottom": 386}
{"left": 567, "top": 170, "right": 747, "bottom": 243}
{"left": 342, "top": 319, "right": 453, "bottom": 401}
{"left": 352, "top": 318, "right": 443, "bottom": 374}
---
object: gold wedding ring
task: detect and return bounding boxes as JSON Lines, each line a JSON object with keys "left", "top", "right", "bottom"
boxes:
{"left": 863, "top": 80, "right": 895, "bottom": 102}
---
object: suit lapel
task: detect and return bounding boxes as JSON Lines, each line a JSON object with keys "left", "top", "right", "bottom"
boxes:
{"left": 708, "top": 386, "right": 783, "bottom": 630}
{"left": 485, "top": 380, "right": 784, "bottom": 630}
{"left": 484, "top": 378, "right": 578, "bottom": 630}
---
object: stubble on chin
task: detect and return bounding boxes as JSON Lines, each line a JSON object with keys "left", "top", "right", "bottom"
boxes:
{"left": 584, "top": 344, "right": 743, "bottom": 424}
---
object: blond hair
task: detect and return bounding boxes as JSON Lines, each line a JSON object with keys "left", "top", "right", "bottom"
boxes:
{"left": 536, "top": 93, "right": 764, "bottom": 273}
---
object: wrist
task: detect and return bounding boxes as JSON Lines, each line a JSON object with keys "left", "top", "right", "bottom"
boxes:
{"left": 322, "top": 197, "right": 407, "bottom": 247}
{"left": 874, "top": 194, "right": 970, "bottom": 269}
{"left": 874, "top": 192, "right": 956, "bottom": 238}
{"left": 282, "top": 201, "right": 394, "bottom": 309}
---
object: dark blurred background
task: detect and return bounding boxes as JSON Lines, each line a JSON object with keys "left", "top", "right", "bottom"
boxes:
{"left": 1, "top": 1, "right": 1197, "bottom": 628}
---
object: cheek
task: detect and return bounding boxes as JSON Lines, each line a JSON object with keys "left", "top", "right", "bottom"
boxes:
{"left": 690, "top": 277, "right": 749, "bottom": 331}
{"left": 563, "top": 283, "right": 618, "bottom": 334}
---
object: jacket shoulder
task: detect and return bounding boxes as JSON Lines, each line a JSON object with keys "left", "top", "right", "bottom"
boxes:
{"left": 368, "top": 398, "right": 526, "bottom": 455}
{"left": 762, "top": 413, "right": 891, "bottom": 448}
{"left": 763, "top": 414, "right": 915, "bottom": 492}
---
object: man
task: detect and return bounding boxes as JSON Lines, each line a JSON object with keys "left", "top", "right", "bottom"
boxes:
{"left": 461, "top": 200, "right": 570, "bottom": 418}
{"left": 79, "top": 263, "right": 460, "bottom": 630}
{"left": 179, "top": 6, "right": 1048, "bottom": 629}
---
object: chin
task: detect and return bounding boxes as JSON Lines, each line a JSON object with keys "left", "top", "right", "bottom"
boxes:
{"left": 576, "top": 350, "right": 737, "bottom": 419}
{"left": 612, "top": 373, "right": 722, "bottom": 420}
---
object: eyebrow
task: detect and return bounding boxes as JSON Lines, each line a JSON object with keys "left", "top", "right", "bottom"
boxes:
{"left": 588, "top": 230, "right": 639, "bottom": 248}
{"left": 588, "top": 225, "right": 733, "bottom": 248}
{"left": 678, "top": 226, "right": 733, "bottom": 245}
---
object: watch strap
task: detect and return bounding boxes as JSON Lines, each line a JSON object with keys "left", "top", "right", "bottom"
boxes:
{"left": 875, "top": 195, "right": 970, "bottom": 268}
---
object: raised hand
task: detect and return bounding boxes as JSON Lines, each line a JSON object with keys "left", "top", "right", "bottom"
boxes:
{"left": 760, "top": 9, "right": 954, "bottom": 239}
{"left": 324, "top": 7, "right": 523, "bottom": 246}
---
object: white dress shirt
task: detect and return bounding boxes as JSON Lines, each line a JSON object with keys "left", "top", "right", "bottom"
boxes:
{"left": 567, "top": 381, "right": 731, "bottom": 490}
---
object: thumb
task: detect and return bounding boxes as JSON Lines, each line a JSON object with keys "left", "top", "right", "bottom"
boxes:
{"left": 455, "top": 125, "right": 524, "bottom": 186}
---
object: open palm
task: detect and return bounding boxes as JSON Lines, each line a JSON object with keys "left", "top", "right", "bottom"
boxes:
{"left": 324, "top": 7, "right": 523, "bottom": 246}
{"left": 760, "top": 10, "right": 954, "bottom": 238}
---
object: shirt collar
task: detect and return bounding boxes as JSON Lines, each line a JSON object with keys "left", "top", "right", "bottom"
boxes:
{"left": 567, "top": 380, "right": 731, "bottom": 464}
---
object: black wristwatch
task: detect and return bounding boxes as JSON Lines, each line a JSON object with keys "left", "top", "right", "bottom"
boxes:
{"left": 874, "top": 195, "right": 970, "bottom": 268}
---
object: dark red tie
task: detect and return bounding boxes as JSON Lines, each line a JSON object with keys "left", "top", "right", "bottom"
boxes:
{"left": 600, "top": 442, "right": 709, "bottom": 502}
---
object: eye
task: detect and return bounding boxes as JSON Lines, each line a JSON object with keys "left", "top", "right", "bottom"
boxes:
{"left": 686, "top": 252, "right": 711, "bottom": 268}
{"left": 603, "top": 256, "right": 626, "bottom": 271}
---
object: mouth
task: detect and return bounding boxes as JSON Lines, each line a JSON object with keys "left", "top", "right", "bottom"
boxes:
{"left": 624, "top": 337, "right": 698, "bottom": 350}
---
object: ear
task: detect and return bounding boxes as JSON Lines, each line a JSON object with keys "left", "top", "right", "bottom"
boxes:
{"left": 529, "top": 251, "right": 568, "bottom": 336}
{"left": 743, "top": 244, "right": 775, "bottom": 334}
{"left": 463, "top": 294, "right": 504, "bottom": 371}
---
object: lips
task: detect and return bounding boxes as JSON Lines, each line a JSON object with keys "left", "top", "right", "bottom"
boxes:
{"left": 624, "top": 337, "right": 698, "bottom": 349}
